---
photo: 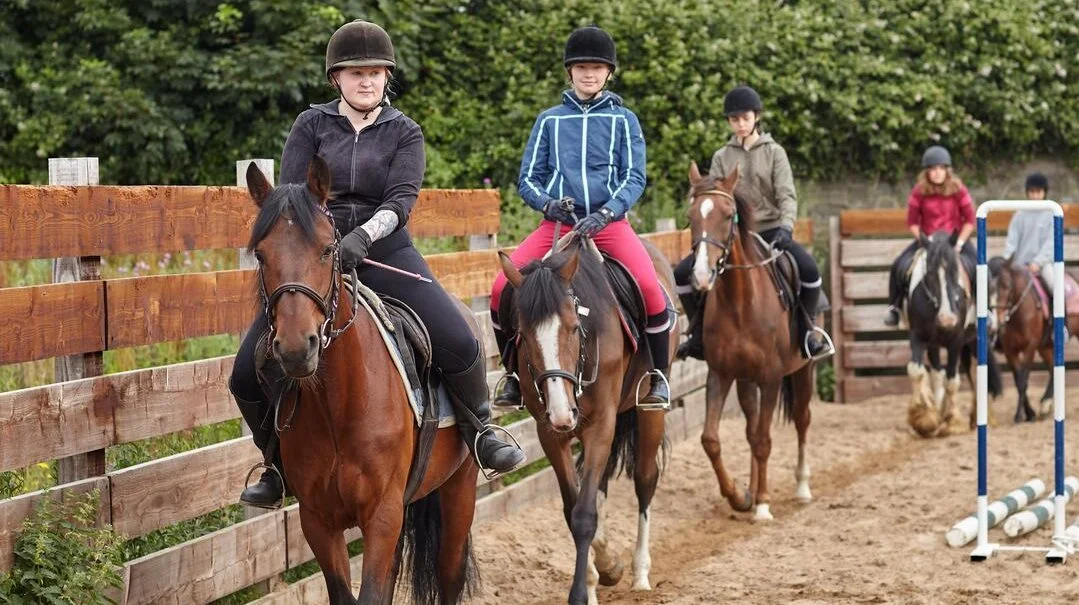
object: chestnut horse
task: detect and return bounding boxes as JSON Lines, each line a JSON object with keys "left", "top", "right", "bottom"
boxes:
{"left": 245, "top": 158, "right": 478, "bottom": 605}
{"left": 686, "top": 162, "right": 813, "bottom": 521}
{"left": 991, "top": 257, "right": 1078, "bottom": 422}
{"left": 498, "top": 232, "right": 675, "bottom": 605}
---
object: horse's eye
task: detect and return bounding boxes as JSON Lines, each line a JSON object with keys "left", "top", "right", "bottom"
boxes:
{"left": 321, "top": 245, "right": 334, "bottom": 260}
{"left": 253, "top": 251, "right": 265, "bottom": 264}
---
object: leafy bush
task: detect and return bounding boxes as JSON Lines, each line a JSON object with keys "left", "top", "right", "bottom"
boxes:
{"left": 0, "top": 490, "right": 124, "bottom": 605}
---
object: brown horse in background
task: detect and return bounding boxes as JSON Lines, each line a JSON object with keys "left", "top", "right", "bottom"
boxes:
{"left": 991, "top": 257, "right": 1079, "bottom": 423}
{"left": 498, "top": 232, "right": 675, "bottom": 605}
{"left": 245, "top": 158, "right": 478, "bottom": 605}
{"left": 685, "top": 162, "right": 814, "bottom": 521}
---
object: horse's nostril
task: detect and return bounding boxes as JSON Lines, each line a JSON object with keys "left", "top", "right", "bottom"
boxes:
{"left": 571, "top": 408, "right": 579, "bottom": 421}
{"left": 272, "top": 339, "right": 282, "bottom": 355}
{"left": 308, "top": 334, "right": 318, "bottom": 351}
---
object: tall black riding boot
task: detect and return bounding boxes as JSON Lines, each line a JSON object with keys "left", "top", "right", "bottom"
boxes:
{"left": 444, "top": 350, "right": 526, "bottom": 477}
{"left": 800, "top": 285, "right": 834, "bottom": 360}
{"left": 233, "top": 389, "right": 285, "bottom": 509}
{"left": 884, "top": 264, "right": 903, "bottom": 327}
{"left": 675, "top": 291, "right": 706, "bottom": 361}
{"left": 641, "top": 322, "right": 672, "bottom": 408}
{"left": 492, "top": 323, "right": 522, "bottom": 408}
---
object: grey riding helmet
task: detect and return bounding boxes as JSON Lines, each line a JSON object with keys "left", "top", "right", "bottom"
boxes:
{"left": 921, "top": 145, "right": 952, "bottom": 168}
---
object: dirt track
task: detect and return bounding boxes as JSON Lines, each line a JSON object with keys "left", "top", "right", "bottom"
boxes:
{"left": 469, "top": 388, "right": 1079, "bottom": 605}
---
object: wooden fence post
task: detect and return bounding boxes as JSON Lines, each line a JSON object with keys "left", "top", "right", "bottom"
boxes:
{"left": 828, "top": 215, "right": 846, "bottom": 403}
{"left": 51, "top": 157, "right": 106, "bottom": 484}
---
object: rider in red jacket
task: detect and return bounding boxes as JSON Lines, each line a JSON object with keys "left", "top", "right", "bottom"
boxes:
{"left": 884, "top": 145, "right": 976, "bottom": 326}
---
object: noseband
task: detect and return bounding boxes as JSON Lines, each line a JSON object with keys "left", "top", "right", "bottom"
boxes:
{"left": 256, "top": 208, "right": 359, "bottom": 352}
{"left": 526, "top": 289, "right": 597, "bottom": 408}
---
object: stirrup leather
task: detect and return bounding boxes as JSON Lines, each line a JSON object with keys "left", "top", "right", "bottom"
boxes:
{"left": 635, "top": 369, "right": 671, "bottom": 411}
{"left": 473, "top": 424, "right": 526, "bottom": 482}
{"left": 805, "top": 326, "right": 836, "bottom": 361}
{"left": 241, "top": 463, "right": 285, "bottom": 510}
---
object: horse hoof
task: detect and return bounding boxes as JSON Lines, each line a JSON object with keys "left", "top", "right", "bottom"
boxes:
{"left": 598, "top": 560, "right": 624, "bottom": 587}
{"left": 752, "top": 503, "right": 774, "bottom": 522}
{"left": 731, "top": 488, "right": 755, "bottom": 513}
{"left": 631, "top": 578, "right": 652, "bottom": 592}
{"left": 795, "top": 485, "right": 813, "bottom": 504}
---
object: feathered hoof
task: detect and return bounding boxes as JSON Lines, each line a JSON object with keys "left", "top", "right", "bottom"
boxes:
{"left": 937, "top": 413, "right": 967, "bottom": 437}
{"left": 598, "top": 559, "right": 624, "bottom": 587}
{"left": 908, "top": 403, "right": 940, "bottom": 438}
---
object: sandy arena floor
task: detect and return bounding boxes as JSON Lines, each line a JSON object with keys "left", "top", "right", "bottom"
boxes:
{"left": 468, "top": 387, "right": 1079, "bottom": 605}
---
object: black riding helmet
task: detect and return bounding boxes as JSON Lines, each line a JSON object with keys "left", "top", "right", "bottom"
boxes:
{"left": 564, "top": 26, "right": 617, "bottom": 69}
{"left": 325, "top": 20, "right": 396, "bottom": 82}
{"left": 921, "top": 145, "right": 952, "bottom": 168}
{"left": 723, "top": 86, "right": 763, "bottom": 116}
{"left": 1025, "top": 172, "right": 1049, "bottom": 193}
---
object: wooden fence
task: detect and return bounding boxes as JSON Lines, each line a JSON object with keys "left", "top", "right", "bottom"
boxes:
{"left": 0, "top": 158, "right": 811, "bottom": 603}
{"left": 828, "top": 206, "right": 1079, "bottom": 403}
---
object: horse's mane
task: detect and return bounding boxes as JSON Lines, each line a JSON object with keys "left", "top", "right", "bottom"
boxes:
{"left": 689, "top": 174, "right": 759, "bottom": 261}
{"left": 248, "top": 184, "right": 324, "bottom": 250}
{"left": 516, "top": 234, "right": 609, "bottom": 336}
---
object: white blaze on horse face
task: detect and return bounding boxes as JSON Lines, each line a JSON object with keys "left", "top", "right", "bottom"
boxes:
{"left": 937, "top": 266, "right": 958, "bottom": 327}
{"left": 699, "top": 197, "right": 714, "bottom": 219}
{"left": 535, "top": 316, "right": 576, "bottom": 429}
{"left": 692, "top": 242, "right": 712, "bottom": 290}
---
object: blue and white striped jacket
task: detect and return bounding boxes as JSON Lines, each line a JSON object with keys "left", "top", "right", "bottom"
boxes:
{"left": 517, "top": 90, "right": 646, "bottom": 219}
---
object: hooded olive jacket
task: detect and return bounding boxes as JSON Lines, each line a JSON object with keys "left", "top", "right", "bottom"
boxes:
{"left": 709, "top": 133, "right": 797, "bottom": 233}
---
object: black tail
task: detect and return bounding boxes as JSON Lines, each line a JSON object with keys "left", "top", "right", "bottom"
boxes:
{"left": 960, "top": 342, "right": 1003, "bottom": 398}
{"left": 401, "top": 491, "right": 477, "bottom": 605}
{"left": 779, "top": 375, "right": 796, "bottom": 424}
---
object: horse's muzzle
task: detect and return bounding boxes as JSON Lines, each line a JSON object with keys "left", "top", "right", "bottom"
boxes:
{"left": 273, "top": 335, "right": 319, "bottom": 378}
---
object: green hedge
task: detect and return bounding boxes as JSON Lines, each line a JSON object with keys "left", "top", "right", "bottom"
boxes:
{"left": 2, "top": 1, "right": 1076, "bottom": 239}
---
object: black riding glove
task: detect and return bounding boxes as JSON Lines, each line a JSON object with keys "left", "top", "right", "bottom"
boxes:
{"left": 543, "top": 197, "right": 577, "bottom": 225}
{"left": 574, "top": 207, "right": 616, "bottom": 238}
{"left": 340, "top": 228, "right": 372, "bottom": 273}
{"left": 771, "top": 227, "right": 793, "bottom": 250}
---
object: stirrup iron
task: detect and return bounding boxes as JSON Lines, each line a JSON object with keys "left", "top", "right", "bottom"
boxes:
{"left": 241, "top": 463, "right": 285, "bottom": 510}
{"left": 492, "top": 372, "right": 524, "bottom": 410}
{"left": 805, "top": 326, "right": 836, "bottom": 361}
{"left": 635, "top": 370, "right": 671, "bottom": 411}
{"left": 473, "top": 424, "right": 527, "bottom": 482}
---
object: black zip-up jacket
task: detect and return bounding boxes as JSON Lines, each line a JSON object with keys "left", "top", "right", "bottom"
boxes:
{"left": 279, "top": 99, "right": 425, "bottom": 255}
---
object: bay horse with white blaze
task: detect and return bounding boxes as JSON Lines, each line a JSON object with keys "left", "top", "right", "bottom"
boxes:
{"left": 245, "top": 158, "right": 478, "bottom": 605}
{"left": 498, "top": 231, "right": 675, "bottom": 605}
{"left": 686, "top": 162, "right": 814, "bottom": 522}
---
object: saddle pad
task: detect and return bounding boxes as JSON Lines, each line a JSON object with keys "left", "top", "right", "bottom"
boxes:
{"left": 600, "top": 255, "right": 678, "bottom": 353}
{"left": 348, "top": 280, "right": 457, "bottom": 429}
{"left": 1032, "top": 272, "right": 1079, "bottom": 319}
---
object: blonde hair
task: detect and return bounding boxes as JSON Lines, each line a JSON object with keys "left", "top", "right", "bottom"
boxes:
{"left": 915, "top": 167, "right": 963, "bottom": 197}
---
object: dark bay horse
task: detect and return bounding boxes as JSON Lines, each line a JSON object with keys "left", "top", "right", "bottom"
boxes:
{"left": 245, "top": 158, "right": 478, "bottom": 605}
{"left": 498, "top": 232, "right": 675, "bottom": 604}
{"left": 905, "top": 231, "right": 1001, "bottom": 437}
{"left": 990, "top": 257, "right": 1078, "bottom": 422}
{"left": 686, "top": 162, "right": 813, "bottom": 522}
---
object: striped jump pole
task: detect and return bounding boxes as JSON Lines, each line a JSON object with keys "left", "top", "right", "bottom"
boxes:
{"left": 1003, "top": 476, "right": 1079, "bottom": 538}
{"left": 972, "top": 200, "right": 1069, "bottom": 564}
{"left": 946, "top": 478, "right": 1045, "bottom": 547}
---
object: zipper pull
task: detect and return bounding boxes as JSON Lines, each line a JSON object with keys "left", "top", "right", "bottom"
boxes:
{"left": 354, "top": 132, "right": 360, "bottom": 143}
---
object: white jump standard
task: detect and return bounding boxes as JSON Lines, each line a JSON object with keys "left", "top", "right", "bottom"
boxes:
{"left": 972, "top": 199, "right": 1070, "bottom": 563}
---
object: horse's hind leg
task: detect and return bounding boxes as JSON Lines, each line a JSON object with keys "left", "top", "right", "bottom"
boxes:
{"left": 701, "top": 370, "right": 752, "bottom": 512}
{"left": 435, "top": 460, "right": 480, "bottom": 605}
{"left": 298, "top": 507, "right": 357, "bottom": 605}
{"left": 629, "top": 407, "right": 665, "bottom": 591}
{"left": 1038, "top": 344, "right": 1054, "bottom": 417}
{"left": 791, "top": 365, "right": 814, "bottom": 503}
{"left": 749, "top": 381, "right": 779, "bottom": 522}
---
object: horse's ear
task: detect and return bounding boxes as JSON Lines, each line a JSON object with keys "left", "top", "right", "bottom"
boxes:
{"left": 720, "top": 164, "right": 740, "bottom": 192}
{"left": 306, "top": 156, "right": 331, "bottom": 205}
{"left": 558, "top": 247, "right": 580, "bottom": 283}
{"left": 246, "top": 162, "right": 273, "bottom": 207}
{"left": 689, "top": 161, "right": 702, "bottom": 184}
{"left": 499, "top": 251, "right": 524, "bottom": 289}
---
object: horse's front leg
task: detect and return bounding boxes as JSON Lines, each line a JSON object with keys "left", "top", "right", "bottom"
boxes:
{"left": 568, "top": 413, "right": 617, "bottom": 605}
{"left": 926, "top": 346, "right": 944, "bottom": 408}
{"left": 938, "top": 340, "right": 966, "bottom": 435}
{"left": 1007, "top": 349, "right": 1035, "bottom": 423}
{"left": 299, "top": 507, "right": 357, "bottom": 605}
{"left": 907, "top": 336, "right": 939, "bottom": 437}
{"left": 355, "top": 499, "right": 405, "bottom": 605}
